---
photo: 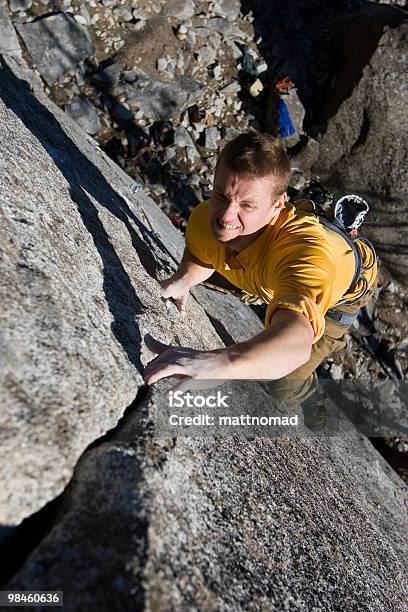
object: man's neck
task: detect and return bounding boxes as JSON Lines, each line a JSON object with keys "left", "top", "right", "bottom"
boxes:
{"left": 225, "top": 222, "right": 274, "bottom": 253}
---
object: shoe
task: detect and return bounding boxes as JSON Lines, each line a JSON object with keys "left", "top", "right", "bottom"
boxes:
{"left": 302, "top": 397, "right": 328, "bottom": 432}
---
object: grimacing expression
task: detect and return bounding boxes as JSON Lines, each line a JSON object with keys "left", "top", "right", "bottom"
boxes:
{"left": 208, "top": 164, "right": 287, "bottom": 251}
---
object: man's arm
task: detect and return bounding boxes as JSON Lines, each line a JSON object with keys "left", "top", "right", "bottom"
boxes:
{"left": 225, "top": 308, "right": 313, "bottom": 379}
{"left": 160, "top": 247, "right": 214, "bottom": 313}
{"left": 143, "top": 308, "right": 313, "bottom": 385}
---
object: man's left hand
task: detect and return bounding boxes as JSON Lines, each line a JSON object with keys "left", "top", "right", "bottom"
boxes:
{"left": 143, "top": 334, "right": 230, "bottom": 389}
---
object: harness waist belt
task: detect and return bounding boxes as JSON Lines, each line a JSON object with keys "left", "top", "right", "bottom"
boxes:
{"left": 325, "top": 308, "right": 360, "bottom": 326}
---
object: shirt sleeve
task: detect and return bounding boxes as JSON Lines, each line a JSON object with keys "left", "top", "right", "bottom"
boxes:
{"left": 264, "top": 241, "right": 336, "bottom": 343}
{"left": 185, "top": 201, "right": 215, "bottom": 268}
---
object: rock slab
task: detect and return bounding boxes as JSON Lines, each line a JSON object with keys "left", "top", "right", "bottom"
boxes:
{"left": 313, "top": 23, "right": 408, "bottom": 286}
{"left": 0, "top": 53, "right": 222, "bottom": 525}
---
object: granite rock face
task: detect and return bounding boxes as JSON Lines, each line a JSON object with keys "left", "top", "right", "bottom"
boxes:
{"left": 313, "top": 23, "right": 408, "bottom": 286}
{"left": 1, "top": 53, "right": 408, "bottom": 611}
{"left": 5, "top": 394, "right": 408, "bottom": 611}
{"left": 0, "top": 53, "right": 222, "bottom": 526}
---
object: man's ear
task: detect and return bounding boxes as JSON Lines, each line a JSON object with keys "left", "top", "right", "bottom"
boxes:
{"left": 274, "top": 192, "right": 288, "bottom": 210}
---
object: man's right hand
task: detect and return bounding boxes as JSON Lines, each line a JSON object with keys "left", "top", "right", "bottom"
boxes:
{"left": 160, "top": 277, "right": 191, "bottom": 314}
{"left": 158, "top": 247, "right": 215, "bottom": 315}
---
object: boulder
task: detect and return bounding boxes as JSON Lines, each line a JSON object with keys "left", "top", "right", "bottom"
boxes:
{"left": 323, "top": 3, "right": 408, "bottom": 120}
{"left": 95, "top": 64, "right": 203, "bottom": 123}
{"left": 15, "top": 13, "right": 95, "bottom": 85}
{"left": 1, "top": 53, "right": 408, "bottom": 610}
{"left": 313, "top": 23, "right": 408, "bottom": 286}
{"left": 0, "top": 0, "right": 22, "bottom": 58}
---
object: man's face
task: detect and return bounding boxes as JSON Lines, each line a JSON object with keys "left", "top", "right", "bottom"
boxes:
{"left": 208, "top": 163, "right": 286, "bottom": 251}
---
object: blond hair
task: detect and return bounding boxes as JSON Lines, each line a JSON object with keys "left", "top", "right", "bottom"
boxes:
{"left": 216, "top": 132, "right": 291, "bottom": 196}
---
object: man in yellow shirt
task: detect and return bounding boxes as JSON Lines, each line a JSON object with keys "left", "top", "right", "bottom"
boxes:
{"left": 143, "top": 132, "right": 377, "bottom": 405}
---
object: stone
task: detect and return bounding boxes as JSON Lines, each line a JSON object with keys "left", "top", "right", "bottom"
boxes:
{"left": 78, "top": 3, "right": 91, "bottom": 25}
{"left": 223, "top": 126, "right": 240, "bottom": 142}
{"left": 186, "top": 145, "right": 200, "bottom": 161}
{"left": 150, "top": 183, "right": 166, "bottom": 196}
{"left": 112, "top": 102, "right": 133, "bottom": 122}
{"left": 0, "top": 0, "right": 22, "bottom": 57}
{"left": 131, "top": 11, "right": 146, "bottom": 29}
{"left": 113, "top": 40, "right": 125, "bottom": 51}
{"left": 157, "top": 57, "right": 167, "bottom": 72}
{"left": 74, "top": 14, "right": 87, "bottom": 26}
{"left": 64, "top": 96, "right": 102, "bottom": 135}
{"left": 9, "top": 0, "right": 32, "bottom": 11}
{"left": 249, "top": 78, "right": 263, "bottom": 97}
{"left": 174, "top": 125, "right": 196, "bottom": 149}
{"left": 92, "top": 61, "right": 123, "bottom": 93}
{"left": 330, "top": 363, "right": 343, "bottom": 379}
{"left": 213, "top": 64, "right": 222, "bottom": 79}
{"left": 257, "top": 61, "right": 268, "bottom": 73}
{"left": 207, "top": 17, "right": 247, "bottom": 39}
{"left": 15, "top": 13, "right": 95, "bottom": 85}
{"left": 204, "top": 126, "right": 220, "bottom": 149}
{"left": 113, "top": 5, "right": 133, "bottom": 21}
{"left": 161, "top": 147, "right": 177, "bottom": 163}
{"left": 164, "top": 0, "right": 195, "bottom": 20}
{"left": 186, "top": 29, "right": 197, "bottom": 46}
{"left": 123, "top": 68, "right": 203, "bottom": 122}
{"left": 175, "top": 49, "right": 184, "bottom": 71}
{"left": 196, "top": 45, "right": 217, "bottom": 65}
{"left": 220, "top": 80, "right": 241, "bottom": 94}
{"left": 224, "top": 38, "right": 242, "bottom": 59}
{"left": 213, "top": 0, "right": 241, "bottom": 20}
{"left": 313, "top": 23, "right": 408, "bottom": 287}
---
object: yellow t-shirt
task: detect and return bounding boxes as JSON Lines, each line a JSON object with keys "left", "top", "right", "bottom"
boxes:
{"left": 185, "top": 200, "right": 377, "bottom": 344}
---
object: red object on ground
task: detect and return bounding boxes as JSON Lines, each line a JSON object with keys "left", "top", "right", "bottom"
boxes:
{"left": 275, "top": 77, "right": 294, "bottom": 91}
{"left": 169, "top": 214, "right": 181, "bottom": 228}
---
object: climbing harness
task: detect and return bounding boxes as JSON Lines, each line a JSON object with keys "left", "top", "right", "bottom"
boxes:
{"left": 292, "top": 183, "right": 378, "bottom": 326}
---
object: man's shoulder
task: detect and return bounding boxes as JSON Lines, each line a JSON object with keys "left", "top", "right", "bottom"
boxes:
{"left": 188, "top": 199, "right": 210, "bottom": 225}
{"left": 273, "top": 201, "right": 327, "bottom": 241}
{"left": 186, "top": 200, "right": 216, "bottom": 257}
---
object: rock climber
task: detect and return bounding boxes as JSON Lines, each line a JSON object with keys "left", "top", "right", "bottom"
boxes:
{"left": 143, "top": 132, "right": 378, "bottom": 408}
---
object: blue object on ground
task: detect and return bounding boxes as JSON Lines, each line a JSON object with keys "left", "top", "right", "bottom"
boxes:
{"left": 278, "top": 98, "right": 295, "bottom": 137}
